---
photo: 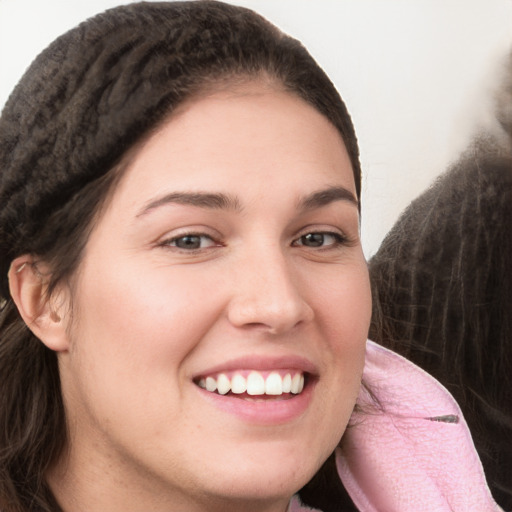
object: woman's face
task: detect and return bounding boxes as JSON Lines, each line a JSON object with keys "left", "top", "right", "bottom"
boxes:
{"left": 54, "top": 83, "right": 371, "bottom": 511}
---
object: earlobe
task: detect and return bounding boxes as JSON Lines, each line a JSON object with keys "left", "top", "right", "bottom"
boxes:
{"left": 8, "top": 255, "right": 70, "bottom": 352}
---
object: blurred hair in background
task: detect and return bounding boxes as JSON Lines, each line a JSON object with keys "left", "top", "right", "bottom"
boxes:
{"left": 369, "top": 50, "right": 512, "bottom": 509}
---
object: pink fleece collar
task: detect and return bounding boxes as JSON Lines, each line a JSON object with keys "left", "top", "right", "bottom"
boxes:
{"left": 339, "top": 341, "right": 501, "bottom": 511}
{"left": 289, "top": 341, "right": 501, "bottom": 511}
{"left": 288, "top": 494, "right": 320, "bottom": 511}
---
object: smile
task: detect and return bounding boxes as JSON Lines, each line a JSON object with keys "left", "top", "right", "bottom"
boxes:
{"left": 196, "top": 370, "right": 305, "bottom": 397}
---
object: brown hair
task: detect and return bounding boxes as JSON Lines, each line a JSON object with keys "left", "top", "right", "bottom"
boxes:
{"left": 369, "top": 50, "right": 512, "bottom": 507}
{"left": 369, "top": 139, "right": 512, "bottom": 508}
{"left": 0, "top": 2, "right": 360, "bottom": 510}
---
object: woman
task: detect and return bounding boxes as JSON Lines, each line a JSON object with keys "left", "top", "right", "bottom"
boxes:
{"left": 0, "top": 2, "right": 500, "bottom": 511}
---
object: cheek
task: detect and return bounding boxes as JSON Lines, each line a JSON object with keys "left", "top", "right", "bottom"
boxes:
{"left": 59, "top": 264, "right": 227, "bottom": 445}
{"left": 320, "top": 264, "right": 370, "bottom": 416}
{"left": 75, "top": 261, "right": 222, "bottom": 360}
{"left": 312, "top": 260, "right": 371, "bottom": 347}
{"left": 61, "top": 262, "right": 224, "bottom": 421}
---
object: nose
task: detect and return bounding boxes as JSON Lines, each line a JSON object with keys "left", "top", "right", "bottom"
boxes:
{"left": 227, "top": 246, "right": 314, "bottom": 335}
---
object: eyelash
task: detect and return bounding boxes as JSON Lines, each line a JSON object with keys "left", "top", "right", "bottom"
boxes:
{"left": 159, "top": 230, "right": 350, "bottom": 253}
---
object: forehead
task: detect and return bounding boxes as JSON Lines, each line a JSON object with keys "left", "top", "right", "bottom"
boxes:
{"left": 109, "top": 83, "right": 355, "bottom": 211}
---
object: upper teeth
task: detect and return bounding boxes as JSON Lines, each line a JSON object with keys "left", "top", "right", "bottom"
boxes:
{"left": 197, "top": 371, "right": 305, "bottom": 396}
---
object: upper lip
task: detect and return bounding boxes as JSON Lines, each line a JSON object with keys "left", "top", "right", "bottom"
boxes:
{"left": 192, "top": 354, "right": 318, "bottom": 379}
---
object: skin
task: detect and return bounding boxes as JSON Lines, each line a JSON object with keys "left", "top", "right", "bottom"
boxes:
{"left": 22, "top": 83, "right": 372, "bottom": 511}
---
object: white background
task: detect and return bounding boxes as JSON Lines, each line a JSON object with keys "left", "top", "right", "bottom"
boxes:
{"left": 1, "top": 0, "right": 511, "bottom": 256}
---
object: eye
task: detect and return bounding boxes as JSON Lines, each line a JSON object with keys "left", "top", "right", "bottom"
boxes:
{"left": 294, "top": 232, "right": 346, "bottom": 248}
{"left": 164, "top": 234, "right": 217, "bottom": 250}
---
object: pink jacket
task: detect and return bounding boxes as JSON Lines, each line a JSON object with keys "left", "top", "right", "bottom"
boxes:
{"left": 289, "top": 341, "right": 502, "bottom": 511}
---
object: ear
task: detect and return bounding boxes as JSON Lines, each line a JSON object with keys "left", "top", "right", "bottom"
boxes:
{"left": 8, "top": 255, "right": 70, "bottom": 352}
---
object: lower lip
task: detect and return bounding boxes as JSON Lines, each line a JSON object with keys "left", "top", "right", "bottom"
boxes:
{"left": 195, "top": 380, "right": 315, "bottom": 425}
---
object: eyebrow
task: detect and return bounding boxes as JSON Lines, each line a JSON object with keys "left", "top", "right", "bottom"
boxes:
{"left": 137, "top": 185, "right": 358, "bottom": 218}
{"left": 137, "top": 191, "right": 242, "bottom": 217}
{"left": 297, "top": 186, "right": 358, "bottom": 211}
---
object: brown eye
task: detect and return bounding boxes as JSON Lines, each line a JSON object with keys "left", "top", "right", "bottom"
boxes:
{"left": 166, "top": 234, "right": 217, "bottom": 250}
{"left": 175, "top": 235, "right": 203, "bottom": 249}
{"left": 294, "top": 232, "right": 346, "bottom": 248}
{"left": 300, "top": 233, "right": 325, "bottom": 247}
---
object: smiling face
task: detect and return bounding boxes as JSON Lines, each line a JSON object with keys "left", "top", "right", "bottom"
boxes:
{"left": 50, "top": 83, "right": 371, "bottom": 512}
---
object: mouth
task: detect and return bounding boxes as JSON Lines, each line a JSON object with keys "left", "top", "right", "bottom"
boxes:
{"left": 192, "top": 356, "right": 317, "bottom": 423}
{"left": 194, "top": 370, "right": 307, "bottom": 400}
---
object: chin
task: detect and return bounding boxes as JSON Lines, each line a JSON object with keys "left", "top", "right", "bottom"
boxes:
{"left": 201, "top": 472, "right": 305, "bottom": 507}
{"left": 196, "top": 444, "right": 326, "bottom": 504}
